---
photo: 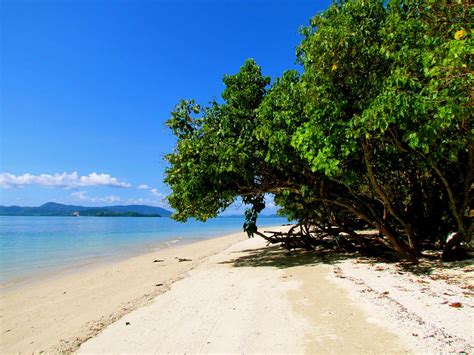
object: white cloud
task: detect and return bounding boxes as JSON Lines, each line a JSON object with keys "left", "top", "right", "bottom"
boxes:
{"left": 71, "top": 191, "right": 88, "bottom": 200}
{"left": 102, "top": 195, "right": 121, "bottom": 203}
{"left": 70, "top": 191, "right": 121, "bottom": 203}
{"left": 69, "top": 188, "right": 167, "bottom": 208}
{"left": 265, "top": 194, "right": 276, "bottom": 208}
{"left": 0, "top": 172, "right": 131, "bottom": 189}
{"left": 136, "top": 183, "right": 165, "bottom": 199}
{"left": 127, "top": 184, "right": 169, "bottom": 208}
{"left": 137, "top": 184, "right": 151, "bottom": 190}
{"left": 149, "top": 188, "right": 164, "bottom": 198}
{"left": 124, "top": 197, "right": 170, "bottom": 209}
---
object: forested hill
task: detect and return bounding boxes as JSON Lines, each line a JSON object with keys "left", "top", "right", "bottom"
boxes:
{"left": 0, "top": 202, "right": 172, "bottom": 217}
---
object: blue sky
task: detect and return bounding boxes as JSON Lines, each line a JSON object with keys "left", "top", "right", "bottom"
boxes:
{"left": 1, "top": 0, "right": 331, "bottom": 212}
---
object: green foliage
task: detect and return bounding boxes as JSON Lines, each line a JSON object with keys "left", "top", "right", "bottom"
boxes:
{"left": 165, "top": 59, "right": 271, "bottom": 228}
{"left": 165, "top": 0, "right": 473, "bottom": 259}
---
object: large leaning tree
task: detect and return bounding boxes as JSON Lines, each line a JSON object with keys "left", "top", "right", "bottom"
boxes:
{"left": 165, "top": 0, "right": 473, "bottom": 261}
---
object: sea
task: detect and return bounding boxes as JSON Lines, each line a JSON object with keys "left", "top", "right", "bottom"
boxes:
{"left": 0, "top": 215, "right": 288, "bottom": 289}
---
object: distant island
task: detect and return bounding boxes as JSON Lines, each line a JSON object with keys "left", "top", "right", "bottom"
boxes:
{"left": 0, "top": 202, "right": 172, "bottom": 217}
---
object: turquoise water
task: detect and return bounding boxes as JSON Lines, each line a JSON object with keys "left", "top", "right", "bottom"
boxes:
{"left": 0, "top": 216, "right": 287, "bottom": 287}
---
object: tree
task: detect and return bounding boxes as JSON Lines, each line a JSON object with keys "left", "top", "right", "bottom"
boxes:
{"left": 165, "top": 0, "right": 473, "bottom": 260}
{"left": 165, "top": 59, "right": 271, "bottom": 226}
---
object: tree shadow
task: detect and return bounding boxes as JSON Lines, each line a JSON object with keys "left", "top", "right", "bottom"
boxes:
{"left": 347, "top": 249, "right": 474, "bottom": 276}
{"left": 219, "top": 244, "right": 353, "bottom": 269}
{"left": 220, "top": 243, "right": 474, "bottom": 280}
{"left": 398, "top": 255, "right": 474, "bottom": 276}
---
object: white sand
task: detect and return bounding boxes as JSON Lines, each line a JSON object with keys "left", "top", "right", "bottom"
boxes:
{"left": 79, "top": 237, "right": 309, "bottom": 353}
{"left": 329, "top": 258, "right": 474, "bottom": 353}
{"left": 79, "top": 235, "right": 407, "bottom": 354}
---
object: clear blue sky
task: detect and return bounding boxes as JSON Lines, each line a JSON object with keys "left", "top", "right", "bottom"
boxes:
{"left": 1, "top": 0, "right": 331, "bottom": 212}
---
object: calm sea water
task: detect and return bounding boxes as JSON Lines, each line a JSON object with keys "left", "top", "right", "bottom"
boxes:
{"left": 0, "top": 216, "right": 287, "bottom": 288}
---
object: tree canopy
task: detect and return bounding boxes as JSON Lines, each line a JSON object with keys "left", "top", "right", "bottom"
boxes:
{"left": 165, "top": 0, "right": 473, "bottom": 260}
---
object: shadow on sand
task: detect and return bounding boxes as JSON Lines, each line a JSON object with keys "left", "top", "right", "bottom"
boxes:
{"left": 219, "top": 243, "right": 474, "bottom": 280}
{"left": 219, "top": 244, "right": 352, "bottom": 269}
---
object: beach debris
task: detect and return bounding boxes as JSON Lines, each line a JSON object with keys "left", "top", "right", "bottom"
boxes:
{"left": 125, "top": 322, "right": 131, "bottom": 326}
{"left": 153, "top": 259, "right": 164, "bottom": 263}
{"left": 333, "top": 267, "right": 346, "bottom": 278}
{"left": 155, "top": 283, "right": 164, "bottom": 287}
{"left": 448, "top": 302, "right": 463, "bottom": 308}
{"left": 175, "top": 257, "right": 192, "bottom": 262}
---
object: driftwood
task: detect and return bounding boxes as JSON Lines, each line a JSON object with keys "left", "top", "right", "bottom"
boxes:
{"left": 254, "top": 223, "right": 400, "bottom": 257}
{"left": 254, "top": 223, "right": 357, "bottom": 252}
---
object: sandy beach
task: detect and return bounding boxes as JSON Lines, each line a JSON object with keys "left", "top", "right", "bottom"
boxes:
{"left": 1, "top": 227, "right": 473, "bottom": 353}
{"left": 1, "top": 231, "right": 244, "bottom": 353}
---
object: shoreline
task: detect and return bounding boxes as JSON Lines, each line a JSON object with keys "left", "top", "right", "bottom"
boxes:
{"left": 0, "top": 216, "right": 288, "bottom": 291}
{"left": 0, "top": 229, "right": 251, "bottom": 353}
{"left": 1, "top": 234, "right": 193, "bottom": 292}
{"left": 2, "top": 225, "right": 472, "bottom": 353}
